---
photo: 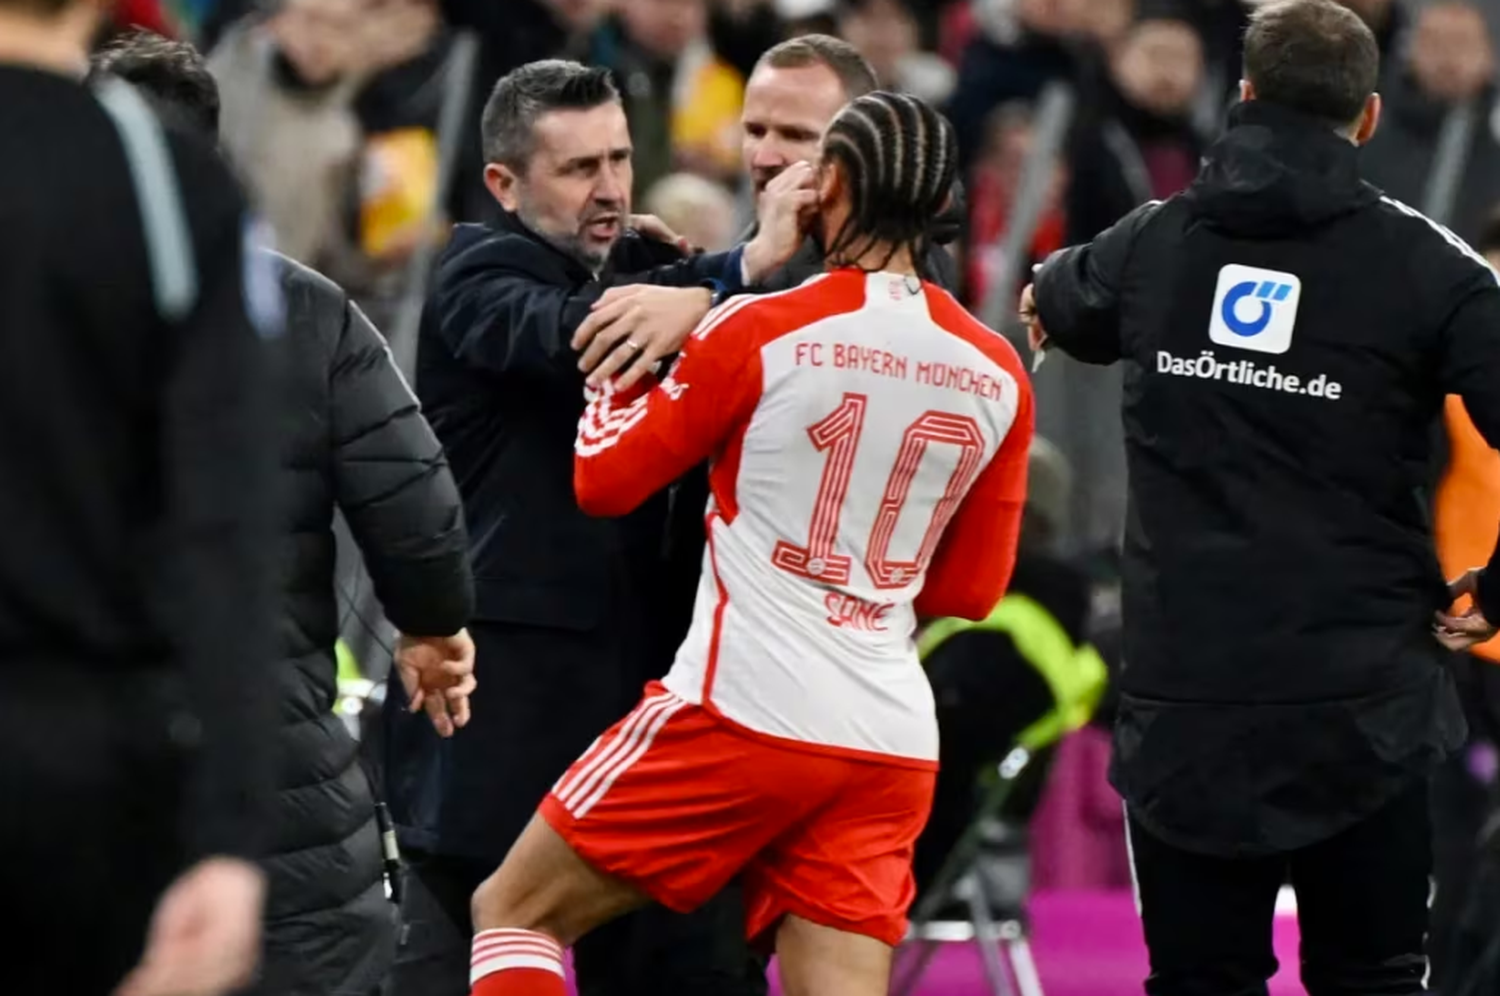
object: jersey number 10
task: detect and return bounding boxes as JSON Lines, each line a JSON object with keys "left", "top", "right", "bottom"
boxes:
{"left": 771, "top": 392, "right": 985, "bottom": 589}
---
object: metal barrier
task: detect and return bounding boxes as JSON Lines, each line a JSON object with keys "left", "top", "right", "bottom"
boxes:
{"left": 971, "top": 81, "right": 1132, "bottom": 554}
{"left": 979, "top": 82, "right": 1075, "bottom": 349}
{"left": 337, "top": 30, "right": 480, "bottom": 680}
{"left": 891, "top": 746, "right": 1046, "bottom": 996}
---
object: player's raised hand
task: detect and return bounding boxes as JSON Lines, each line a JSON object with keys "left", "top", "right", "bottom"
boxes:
{"left": 396, "top": 629, "right": 477, "bottom": 737}
{"left": 742, "top": 161, "right": 819, "bottom": 285}
{"left": 573, "top": 284, "right": 715, "bottom": 391}
{"left": 1434, "top": 568, "right": 1499, "bottom": 651}
{"left": 113, "top": 858, "right": 265, "bottom": 996}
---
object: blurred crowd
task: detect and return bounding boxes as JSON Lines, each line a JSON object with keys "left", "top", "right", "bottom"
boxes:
{"left": 89, "top": 0, "right": 1500, "bottom": 549}
{"left": 94, "top": 0, "right": 1500, "bottom": 309}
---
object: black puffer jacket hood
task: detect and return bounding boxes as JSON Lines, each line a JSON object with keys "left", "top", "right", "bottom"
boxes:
{"left": 1186, "top": 101, "right": 1380, "bottom": 239}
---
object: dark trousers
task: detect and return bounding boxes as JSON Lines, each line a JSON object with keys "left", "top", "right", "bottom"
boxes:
{"left": 384, "top": 850, "right": 767, "bottom": 996}
{"left": 1128, "top": 781, "right": 1432, "bottom": 996}
{"left": 9, "top": 801, "right": 180, "bottom": 996}
{"left": 1427, "top": 750, "right": 1495, "bottom": 992}
{"left": 2, "top": 675, "right": 188, "bottom": 996}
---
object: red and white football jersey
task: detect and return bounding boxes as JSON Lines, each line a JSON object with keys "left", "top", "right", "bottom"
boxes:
{"left": 575, "top": 270, "right": 1034, "bottom": 766}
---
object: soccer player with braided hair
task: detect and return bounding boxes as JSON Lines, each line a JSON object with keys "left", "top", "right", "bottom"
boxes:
{"left": 817, "top": 91, "right": 958, "bottom": 283}
{"left": 466, "top": 91, "right": 1034, "bottom": 996}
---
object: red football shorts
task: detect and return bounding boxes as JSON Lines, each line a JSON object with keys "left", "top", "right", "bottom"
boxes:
{"left": 540, "top": 682, "right": 936, "bottom": 948}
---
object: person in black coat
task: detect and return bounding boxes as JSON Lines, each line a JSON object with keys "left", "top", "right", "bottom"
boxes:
{"left": 4, "top": 12, "right": 275, "bottom": 996}
{"left": 91, "top": 33, "right": 478, "bottom": 996}
{"left": 1021, "top": 2, "right": 1500, "bottom": 992}
{"left": 384, "top": 59, "right": 809, "bottom": 996}
{"left": 254, "top": 252, "right": 475, "bottom": 996}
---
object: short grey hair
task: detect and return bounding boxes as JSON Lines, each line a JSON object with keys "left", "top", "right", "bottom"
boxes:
{"left": 481, "top": 60, "right": 621, "bottom": 168}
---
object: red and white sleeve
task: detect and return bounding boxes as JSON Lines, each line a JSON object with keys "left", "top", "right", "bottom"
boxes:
{"left": 574, "top": 303, "right": 763, "bottom": 517}
{"left": 914, "top": 379, "right": 1035, "bottom": 621}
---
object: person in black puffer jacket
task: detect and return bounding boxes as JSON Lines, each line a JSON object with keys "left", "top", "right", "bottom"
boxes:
{"left": 90, "top": 33, "right": 477, "bottom": 996}
{"left": 255, "top": 250, "right": 474, "bottom": 996}
{"left": 252, "top": 249, "right": 474, "bottom": 996}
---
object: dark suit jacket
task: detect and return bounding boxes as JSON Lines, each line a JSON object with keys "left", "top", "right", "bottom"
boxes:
{"left": 415, "top": 216, "right": 738, "bottom": 629}
{"left": 385, "top": 215, "right": 740, "bottom": 856}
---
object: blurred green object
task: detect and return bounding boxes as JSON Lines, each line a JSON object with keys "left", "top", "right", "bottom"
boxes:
{"left": 335, "top": 638, "right": 375, "bottom": 721}
{"left": 162, "top": 0, "right": 209, "bottom": 38}
{"left": 918, "top": 593, "right": 1107, "bottom": 754}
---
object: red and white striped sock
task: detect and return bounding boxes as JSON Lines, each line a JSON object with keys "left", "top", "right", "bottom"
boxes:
{"left": 469, "top": 928, "right": 567, "bottom": 996}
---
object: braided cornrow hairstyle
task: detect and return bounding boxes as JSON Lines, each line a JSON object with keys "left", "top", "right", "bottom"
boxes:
{"left": 820, "top": 90, "right": 959, "bottom": 281}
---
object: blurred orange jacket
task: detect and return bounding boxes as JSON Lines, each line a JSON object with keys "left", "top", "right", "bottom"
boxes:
{"left": 1435, "top": 395, "right": 1500, "bottom": 663}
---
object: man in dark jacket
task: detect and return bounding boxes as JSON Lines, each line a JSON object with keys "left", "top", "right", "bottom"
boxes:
{"left": 91, "top": 32, "right": 478, "bottom": 996}
{"left": 2, "top": 5, "right": 277, "bottom": 995}
{"left": 254, "top": 252, "right": 475, "bottom": 996}
{"left": 385, "top": 59, "right": 807, "bottom": 996}
{"left": 1021, "top": 1, "right": 1500, "bottom": 993}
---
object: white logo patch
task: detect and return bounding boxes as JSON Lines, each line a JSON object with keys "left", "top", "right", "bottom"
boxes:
{"left": 1207, "top": 264, "right": 1302, "bottom": 356}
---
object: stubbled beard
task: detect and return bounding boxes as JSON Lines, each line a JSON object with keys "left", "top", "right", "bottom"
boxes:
{"left": 516, "top": 205, "right": 608, "bottom": 272}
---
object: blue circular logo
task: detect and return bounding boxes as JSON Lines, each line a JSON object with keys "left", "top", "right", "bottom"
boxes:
{"left": 1220, "top": 280, "right": 1272, "bottom": 337}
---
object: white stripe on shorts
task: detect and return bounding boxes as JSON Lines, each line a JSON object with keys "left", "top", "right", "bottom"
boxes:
{"left": 554, "top": 692, "right": 685, "bottom": 817}
{"left": 553, "top": 693, "right": 671, "bottom": 803}
{"left": 571, "top": 697, "right": 685, "bottom": 819}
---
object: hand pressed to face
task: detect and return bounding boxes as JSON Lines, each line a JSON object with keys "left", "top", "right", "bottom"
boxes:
{"left": 741, "top": 160, "right": 820, "bottom": 284}
{"left": 571, "top": 158, "right": 822, "bottom": 392}
{"left": 741, "top": 62, "right": 849, "bottom": 194}
{"left": 573, "top": 285, "right": 715, "bottom": 391}
{"left": 484, "top": 102, "right": 634, "bottom": 271}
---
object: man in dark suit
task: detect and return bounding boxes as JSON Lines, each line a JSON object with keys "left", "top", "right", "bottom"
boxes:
{"left": 383, "top": 59, "right": 808, "bottom": 996}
